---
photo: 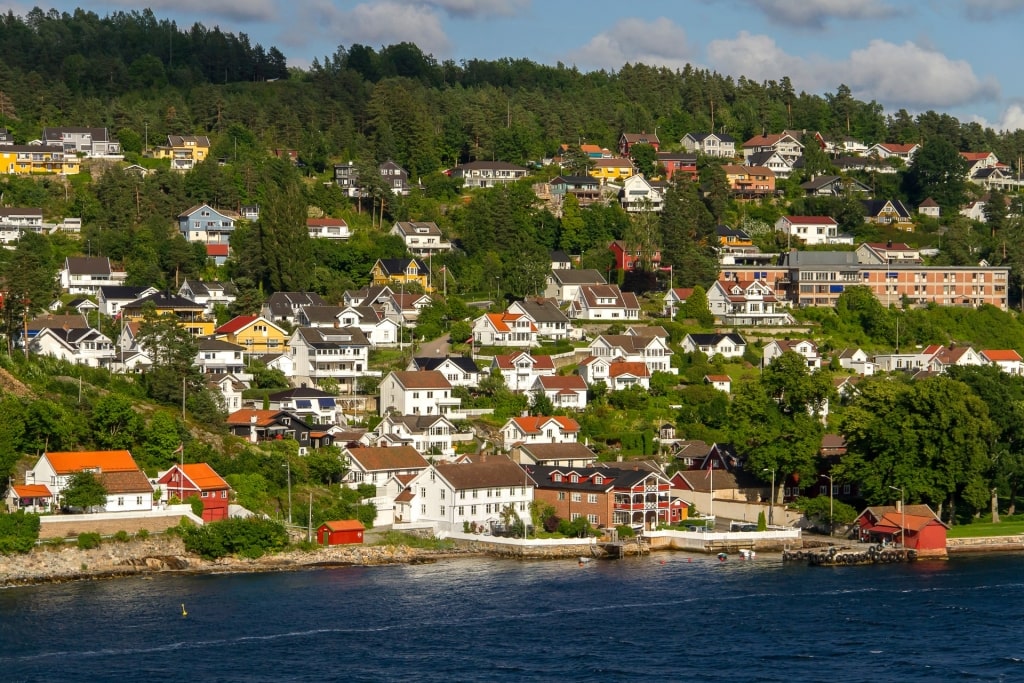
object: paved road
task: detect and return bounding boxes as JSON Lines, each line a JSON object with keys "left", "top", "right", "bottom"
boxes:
{"left": 417, "top": 333, "right": 451, "bottom": 358}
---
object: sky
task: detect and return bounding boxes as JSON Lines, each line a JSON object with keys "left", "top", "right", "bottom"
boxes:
{"left": 6, "top": 0, "right": 1024, "bottom": 132}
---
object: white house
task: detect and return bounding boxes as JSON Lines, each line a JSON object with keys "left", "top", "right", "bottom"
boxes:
{"left": 500, "top": 415, "right": 581, "bottom": 448}
{"left": 506, "top": 299, "right": 571, "bottom": 341}
{"left": 663, "top": 287, "right": 693, "bottom": 318}
{"left": 268, "top": 387, "right": 339, "bottom": 425}
{"left": 195, "top": 339, "right": 249, "bottom": 378}
{"left": 29, "top": 327, "right": 114, "bottom": 367}
{"left": 378, "top": 370, "right": 462, "bottom": 418}
{"left": 390, "top": 221, "right": 452, "bottom": 255}
{"left": 307, "top": 217, "right": 351, "bottom": 240}
{"left": 607, "top": 361, "right": 651, "bottom": 391}
{"left": 342, "top": 445, "right": 430, "bottom": 488}
{"left": 681, "top": 333, "right": 747, "bottom": 359}
{"left": 59, "top": 256, "right": 128, "bottom": 295}
{"left": 587, "top": 333, "right": 673, "bottom": 374}
{"left": 450, "top": 161, "right": 528, "bottom": 189}
{"left": 298, "top": 305, "right": 400, "bottom": 348}
{"left": 472, "top": 312, "right": 537, "bottom": 348}
{"left": 97, "top": 285, "right": 158, "bottom": 317}
{"left": 403, "top": 456, "right": 534, "bottom": 532}
{"left": 491, "top": 352, "right": 556, "bottom": 392}
{"left": 543, "top": 269, "right": 607, "bottom": 304}
{"left": 532, "top": 375, "right": 588, "bottom": 410}
{"left": 680, "top": 132, "right": 736, "bottom": 158}
{"left": 981, "top": 349, "right": 1024, "bottom": 375}
{"left": 567, "top": 284, "right": 641, "bottom": 321}
{"left": 706, "top": 278, "right": 793, "bottom": 326}
{"left": 618, "top": 174, "right": 664, "bottom": 213}
{"left": 704, "top": 374, "right": 732, "bottom": 393}
{"left": 762, "top": 339, "right": 821, "bottom": 371}
{"left": 177, "top": 279, "right": 237, "bottom": 316}
{"left": 371, "top": 414, "right": 468, "bottom": 458}
{"left": 774, "top": 216, "right": 840, "bottom": 246}
{"left": 407, "top": 356, "right": 482, "bottom": 388}
{"left": 289, "top": 327, "right": 376, "bottom": 393}
{"left": 868, "top": 142, "right": 920, "bottom": 164}
{"left": 25, "top": 450, "right": 153, "bottom": 512}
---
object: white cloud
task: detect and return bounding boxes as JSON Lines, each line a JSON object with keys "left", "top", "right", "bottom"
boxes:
{"left": 971, "top": 104, "right": 1024, "bottom": 132}
{"left": 566, "top": 17, "right": 695, "bottom": 71}
{"left": 106, "top": 0, "right": 277, "bottom": 22}
{"left": 964, "top": 0, "right": 1024, "bottom": 20}
{"left": 742, "top": 0, "right": 901, "bottom": 27}
{"left": 307, "top": 1, "right": 451, "bottom": 56}
{"left": 411, "top": 0, "right": 530, "bottom": 18}
{"left": 707, "top": 32, "right": 999, "bottom": 110}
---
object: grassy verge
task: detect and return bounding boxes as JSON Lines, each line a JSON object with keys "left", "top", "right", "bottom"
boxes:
{"left": 947, "top": 519, "right": 1024, "bottom": 538}
{"left": 375, "top": 531, "right": 456, "bottom": 550}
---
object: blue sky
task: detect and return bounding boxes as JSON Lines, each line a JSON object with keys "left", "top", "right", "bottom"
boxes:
{"left": 7, "top": 0, "right": 1024, "bottom": 131}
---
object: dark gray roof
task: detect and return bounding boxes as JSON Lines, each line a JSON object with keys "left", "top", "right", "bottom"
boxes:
{"left": 513, "top": 299, "right": 570, "bottom": 324}
{"left": 65, "top": 256, "right": 112, "bottom": 276}
{"left": 411, "top": 356, "right": 480, "bottom": 373}
{"left": 197, "top": 338, "right": 245, "bottom": 352}
{"left": 685, "top": 333, "right": 747, "bottom": 346}
{"left": 265, "top": 292, "right": 328, "bottom": 318}
{"left": 550, "top": 269, "right": 606, "bottom": 285}
{"left": 376, "top": 258, "right": 428, "bottom": 276}
{"left": 269, "top": 387, "right": 335, "bottom": 400}
{"left": 98, "top": 285, "right": 154, "bottom": 300}
{"left": 123, "top": 292, "right": 203, "bottom": 310}
{"left": 295, "top": 326, "right": 370, "bottom": 348}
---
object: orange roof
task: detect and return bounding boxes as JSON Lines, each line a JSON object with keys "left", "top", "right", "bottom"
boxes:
{"left": 610, "top": 361, "right": 650, "bottom": 378}
{"left": 180, "top": 463, "right": 229, "bottom": 491}
{"left": 508, "top": 416, "right": 581, "bottom": 434}
{"left": 307, "top": 217, "right": 348, "bottom": 227}
{"left": 215, "top": 315, "right": 260, "bottom": 334}
{"left": 878, "top": 142, "right": 917, "bottom": 153}
{"left": 982, "top": 349, "right": 1023, "bottom": 362}
{"left": 537, "top": 375, "right": 587, "bottom": 390}
{"left": 705, "top": 374, "right": 731, "bottom": 382}
{"left": 226, "top": 409, "right": 281, "bottom": 427}
{"left": 321, "top": 520, "right": 365, "bottom": 532}
{"left": 960, "top": 152, "right": 992, "bottom": 161}
{"left": 876, "top": 512, "right": 941, "bottom": 533}
{"left": 206, "top": 244, "right": 229, "bottom": 257}
{"left": 45, "top": 450, "right": 138, "bottom": 474}
{"left": 13, "top": 484, "right": 52, "bottom": 498}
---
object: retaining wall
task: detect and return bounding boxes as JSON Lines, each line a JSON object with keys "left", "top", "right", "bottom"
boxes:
{"left": 946, "top": 535, "right": 1024, "bottom": 553}
{"left": 648, "top": 528, "right": 802, "bottom": 552}
{"left": 38, "top": 506, "right": 204, "bottom": 539}
{"left": 440, "top": 531, "right": 600, "bottom": 558}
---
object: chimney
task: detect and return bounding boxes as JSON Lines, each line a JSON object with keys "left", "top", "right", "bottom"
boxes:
{"left": 895, "top": 499, "right": 902, "bottom": 512}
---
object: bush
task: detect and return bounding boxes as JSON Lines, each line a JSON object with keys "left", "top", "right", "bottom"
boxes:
{"left": 186, "top": 494, "right": 204, "bottom": 518}
{"left": 615, "top": 524, "right": 636, "bottom": 539}
{"left": 0, "top": 511, "right": 41, "bottom": 554}
{"left": 136, "top": 529, "right": 150, "bottom": 540}
{"left": 113, "top": 530, "right": 131, "bottom": 543}
{"left": 182, "top": 517, "right": 289, "bottom": 560}
{"left": 77, "top": 532, "right": 102, "bottom": 550}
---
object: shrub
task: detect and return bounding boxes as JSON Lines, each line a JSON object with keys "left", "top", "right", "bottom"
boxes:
{"left": 182, "top": 517, "right": 289, "bottom": 560}
{"left": 113, "top": 530, "right": 130, "bottom": 543}
{"left": 77, "top": 532, "right": 102, "bottom": 550}
{"left": 136, "top": 529, "right": 150, "bottom": 540}
{"left": 0, "top": 511, "right": 41, "bottom": 554}
{"left": 543, "top": 515, "right": 561, "bottom": 533}
{"left": 186, "top": 494, "right": 204, "bottom": 518}
{"left": 615, "top": 524, "right": 636, "bottom": 539}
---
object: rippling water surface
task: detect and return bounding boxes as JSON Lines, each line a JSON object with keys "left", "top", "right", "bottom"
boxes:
{"left": 2, "top": 552, "right": 1024, "bottom": 682}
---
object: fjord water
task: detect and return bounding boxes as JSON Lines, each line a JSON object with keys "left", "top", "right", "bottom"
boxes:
{"left": 2, "top": 553, "right": 1023, "bottom": 682}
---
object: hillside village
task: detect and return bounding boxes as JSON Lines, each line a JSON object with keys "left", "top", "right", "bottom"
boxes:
{"left": 4, "top": 14, "right": 1024, "bottom": 547}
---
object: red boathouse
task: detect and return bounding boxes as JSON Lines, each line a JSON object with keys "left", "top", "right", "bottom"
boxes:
{"left": 317, "top": 520, "right": 365, "bottom": 546}
{"left": 855, "top": 503, "right": 948, "bottom": 558}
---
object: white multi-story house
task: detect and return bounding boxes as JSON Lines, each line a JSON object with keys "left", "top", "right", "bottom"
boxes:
{"left": 289, "top": 327, "right": 376, "bottom": 393}
{"left": 472, "top": 312, "right": 537, "bottom": 347}
{"left": 207, "top": 374, "right": 247, "bottom": 413}
{"left": 371, "top": 414, "right": 470, "bottom": 458}
{"left": 450, "top": 161, "right": 528, "bottom": 189}
{"left": 836, "top": 348, "right": 876, "bottom": 376}
{"left": 618, "top": 174, "right": 664, "bottom": 213}
{"left": 178, "top": 279, "right": 238, "bottom": 316}
{"left": 25, "top": 450, "right": 152, "bottom": 512}
{"left": 30, "top": 327, "right": 115, "bottom": 367}
{"left": 97, "top": 286, "right": 158, "bottom": 317}
{"left": 567, "top": 284, "right": 641, "bottom": 321}
{"left": 342, "top": 445, "right": 430, "bottom": 488}
{"left": 268, "top": 387, "right": 339, "bottom": 425}
{"left": 681, "top": 333, "right": 747, "bottom": 359}
{"left": 981, "top": 349, "right": 1024, "bottom": 375}
{"left": 532, "top": 375, "right": 588, "bottom": 410}
{"left": 774, "top": 216, "right": 841, "bottom": 246}
{"left": 680, "top": 132, "right": 736, "bottom": 158}
{"left": 742, "top": 132, "right": 804, "bottom": 163}
{"left": 378, "top": 370, "right": 462, "bottom": 418}
{"left": 491, "top": 352, "right": 556, "bottom": 392}
{"left": 587, "top": 333, "right": 673, "bottom": 374}
{"left": 407, "top": 356, "right": 482, "bottom": 388}
{"left": 762, "top": 339, "right": 821, "bottom": 371}
{"left": 544, "top": 269, "right": 607, "bottom": 304}
{"left": 307, "top": 217, "right": 351, "bottom": 240}
{"left": 500, "top": 415, "right": 581, "bottom": 448}
{"left": 42, "top": 127, "right": 121, "bottom": 157}
{"left": 402, "top": 456, "right": 535, "bottom": 532}
{"left": 195, "top": 339, "right": 249, "bottom": 379}
{"left": 59, "top": 256, "right": 128, "bottom": 295}
{"left": 298, "top": 305, "right": 400, "bottom": 348}
{"left": 706, "top": 278, "right": 794, "bottom": 326}
{"left": 390, "top": 221, "right": 452, "bottom": 256}
{"left": 506, "top": 299, "right": 571, "bottom": 341}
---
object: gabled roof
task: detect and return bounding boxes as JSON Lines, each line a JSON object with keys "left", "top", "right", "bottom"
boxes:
{"left": 704, "top": 374, "right": 731, "bottom": 382}
{"left": 100, "top": 470, "right": 153, "bottom": 494}
{"left": 307, "top": 217, "right": 349, "bottom": 228}
{"left": 685, "top": 131, "right": 736, "bottom": 143}
{"left": 269, "top": 387, "right": 336, "bottom": 401}
{"left": 411, "top": 356, "right": 480, "bottom": 374}
{"left": 321, "top": 519, "right": 365, "bottom": 532}
{"left": 685, "top": 332, "right": 747, "bottom": 347}
{"left": 387, "top": 370, "right": 452, "bottom": 390}
{"left": 226, "top": 409, "right": 288, "bottom": 427}
{"left": 64, "top": 256, "right": 113, "bottom": 276}
{"left": 178, "top": 463, "right": 230, "bottom": 491}
{"left": 215, "top": 315, "right": 282, "bottom": 335}
{"left": 863, "top": 199, "right": 912, "bottom": 218}
{"left": 549, "top": 269, "right": 607, "bottom": 285}
{"left": 346, "top": 445, "right": 429, "bottom": 472}
{"left": 621, "top": 132, "right": 661, "bottom": 145}
{"left": 505, "top": 415, "right": 581, "bottom": 435}
{"left": 392, "top": 221, "right": 442, "bottom": 237}
{"left": 517, "top": 442, "right": 597, "bottom": 463}
{"left": 375, "top": 258, "right": 428, "bottom": 276}
{"left": 981, "top": 349, "right": 1023, "bottom": 362}
{"left": 742, "top": 132, "right": 802, "bottom": 149}
{"left": 435, "top": 456, "right": 535, "bottom": 490}
{"left": 123, "top": 292, "right": 204, "bottom": 311}
{"left": 576, "top": 284, "right": 640, "bottom": 310}
{"left": 294, "top": 326, "right": 370, "bottom": 348}
{"left": 780, "top": 215, "right": 838, "bottom": 225}
{"left": 536, "top": 375, "right": 587, "bottom": 391}
{"left": 176, "top": 203, "right": 239, "bottom": 220}
{"left": 98, "top": 285, "right": 156, "bottom": 301}
{"left": 45, "top": 450, "right": 138, "bottom": 474}
{"left": 509, "top": 299, "right": 570, "bottom": 324}
{"left": 264, "top": 292, "right": 328, "bottom": 317}
{"left": 493, "top": 352, "right": 555, "bottom": 371}
{"left": 12, "top": 484, "right": 52, "bottom": 498}
{"left": 610, "top": 361, "right": 650, "bottom": 378}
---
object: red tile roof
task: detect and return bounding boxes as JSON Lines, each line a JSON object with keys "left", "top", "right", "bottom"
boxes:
{"left": 389, "top": 370, "right": 452, "bottom": 390}
{"left": 226, "top": 409, "right": 281, "bottom": 427}
{"left": 215, "top": 315, "right": 259, "bottom": 334}
{"left": 507, "top": 416, "right": 581, "bottom": 434}
{"left": 307, "top": 218, "right": 348, "bottom": 227}
{"left": 982, "top": 349, "right": 1022, "bottom": 362}
{"left": 13, "top": 484, "right": 52, "bottom": 498}
{"left": 206, "top": 244, "right": 230, "bottom": 257}
{"left": 321, "top": 519, "right": 365, "bottom": 532}
{"left": 346, "top": 446, "right": 429, "bottom": 472}
{"left": 180, "top": 463, "right": 229, "bottom": 491}
{"left": 705, "top": 374, "right": 731, "bottom": 382}
{"left": 782, "top": 215, "right": 837, "bottom": 225}
{"left": 537, "top": 375, "right": 587, "bottom": 391}
{"left": 610, "top": 361, "right": 650, "bottom": 378}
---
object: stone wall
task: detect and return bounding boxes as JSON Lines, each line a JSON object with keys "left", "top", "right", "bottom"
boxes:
{"left": 946, "top": 536, "right": 1024, "bottom": 553}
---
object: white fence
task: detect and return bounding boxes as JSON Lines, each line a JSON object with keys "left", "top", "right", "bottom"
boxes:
{"left": 39, "top": 504, "right": 205, "bottom": 528}
{"left": 438, "top": 530, "right": 599, "bottom": 548}
{"left": 648, "top": 528, "right": 801, "bottom": 551}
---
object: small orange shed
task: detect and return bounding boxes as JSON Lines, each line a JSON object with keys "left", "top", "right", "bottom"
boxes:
{"left": 317, "top": 520, "right": 365, "bottom": 545}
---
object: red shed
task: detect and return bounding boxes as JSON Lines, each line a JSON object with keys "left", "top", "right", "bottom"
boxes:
{"left": 318, "top": 520, "right": 365, "bottom": 545}
{"left": 855, "top": 503, "right": 948, "bottom": 558}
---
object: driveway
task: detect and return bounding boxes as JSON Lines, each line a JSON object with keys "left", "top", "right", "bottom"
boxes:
{"left": 418, "top": 333, "right": 451, "bottom": 357}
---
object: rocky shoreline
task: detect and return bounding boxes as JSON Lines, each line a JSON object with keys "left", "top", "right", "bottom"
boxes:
{"left": 0, "top": 537, "right": 483, "bottom": 588}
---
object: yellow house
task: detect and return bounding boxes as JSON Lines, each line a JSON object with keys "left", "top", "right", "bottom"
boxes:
{"left": 152, "top": 135, "right": 211, "bottom": 172}
{"left": 214, "top": 315, "right": 290, "bottom": 354}
{"left": 370, "top": 258, "right": 432, "bottom": 292}
{"left": 0, "top": 145, "right": 81, "bottom": 175}
{"left": 120, "top": 292, "right": 215, "bottom": 337}
{"left": 588, "top": 157, "right": 635, "bottom": 181}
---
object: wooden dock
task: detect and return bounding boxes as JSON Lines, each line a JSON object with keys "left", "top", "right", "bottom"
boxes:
{"left": 783, "top": 544, "right": 917, "bottom": 566}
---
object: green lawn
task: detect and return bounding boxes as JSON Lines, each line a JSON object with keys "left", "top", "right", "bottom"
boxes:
{"left": 947, "top": 519, "right": 1024, "bottom": 538}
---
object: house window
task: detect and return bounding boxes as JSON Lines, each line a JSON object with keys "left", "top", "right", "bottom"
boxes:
{"left": 440, "top": 490, "right": 445, "bottom": 500}
{"left": 571, "top": 493, "right": 582, "bottom": 502}
{"left": 117, "top": 496, "right": 124, "bottom": 506}
{"left": 457, "top": 506, "right": 464, "bottom": 516}
{"left": 459, "top": 490, "right": 466, "bottom": 499}
{"left": 587, "top": 514, "right": 598, "bottom": 524}
{"left": 202, "top": 491, "right": 209, "bottom": 498}
{"left": 553, "top": 473, "right": 562, "bottom": 482}
{"left": 485, "top": 504, "right": 492, "bottom": 513}
{"left": 843, "top": 484, "right": 851, "bottom": 494}
{"left": 421, "top": 504, "right": 426, "bottom": 514}
{"left": 571, "top": 513, "right": 581, "bottom": 521}
{"left": 558, "top": 492, "right": 566, "bottom": 501}
{"left": 420, "top": 487, "right": 426, "bottom": 498}
{"left": 471, "top": 505, "right": 477, "bottom": 515}
{"left": 440, "top": 505, "right": 445, "bottom": 516}
{"left": 819, "top": 485, "right": 827, "bottom": 495}
{"left": 588, "top": 494, "right": 598, "bottom": 504}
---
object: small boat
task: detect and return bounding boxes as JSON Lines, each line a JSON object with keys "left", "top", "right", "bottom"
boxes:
{"left": 577, "top": 556, "right": 593, "bottom": 565}
{"left": 739, "top": 549, "right": 756, "bottom": 560}
{"left": 717, "top": 553, "right": 728, "bottom": 562}
{"left": 181, "top": 603, "right": 188, "bottom": 617}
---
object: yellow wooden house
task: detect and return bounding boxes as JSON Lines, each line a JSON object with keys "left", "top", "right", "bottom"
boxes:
{"left": 588, "top": 157, "right": 635, "bottom": 181}
{"left": 370, "top": 258, "right": 432, "bottom": 292}
{"left": 152, "top": 135, "right": 211, "bottom": 172}
{"left": 0, "top": 145, "right": 81, "bottom": 175}
{"left": 120, "top": 292, "right": 215, "bottom": 337}
{"left": 213, "top": 315, "right": 290, "bottom": 354}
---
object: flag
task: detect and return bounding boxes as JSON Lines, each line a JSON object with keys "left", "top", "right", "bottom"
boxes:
{"left": 173, "top": 443, "right": 184, "bottom": 455}
{"left": 658, "top": 266, "right": 673, "bottom": 272}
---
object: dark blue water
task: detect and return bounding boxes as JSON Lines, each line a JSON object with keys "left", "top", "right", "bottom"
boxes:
{"left": 2, "top": 552, "right": 1023, "bottom": 682}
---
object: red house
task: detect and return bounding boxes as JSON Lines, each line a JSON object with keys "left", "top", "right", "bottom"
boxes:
{"left": 855, "top": 503, "right": 948, "bottom": 558}
{"left": 317, "top": 520, "right": 365, "bottom": 545}
{"left": 609, "top": 240, "right": 662, "bottom": 272}
{"left": 156, "top": 463, "right": 231, "bottom": 521}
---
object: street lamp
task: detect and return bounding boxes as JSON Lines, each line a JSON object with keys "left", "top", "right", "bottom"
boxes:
{"left": 762, "top": 468, "right": 775, "bottom": 526}
{"left": 888, "top": 485, "right": 904, "bottom": 549}
{"left": 823, "top": 474, "right": 834, "bottom": 537}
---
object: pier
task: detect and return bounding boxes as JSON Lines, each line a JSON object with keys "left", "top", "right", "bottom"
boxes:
{"left": 783, "top": 544, "right": 917, "bottom": 566}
